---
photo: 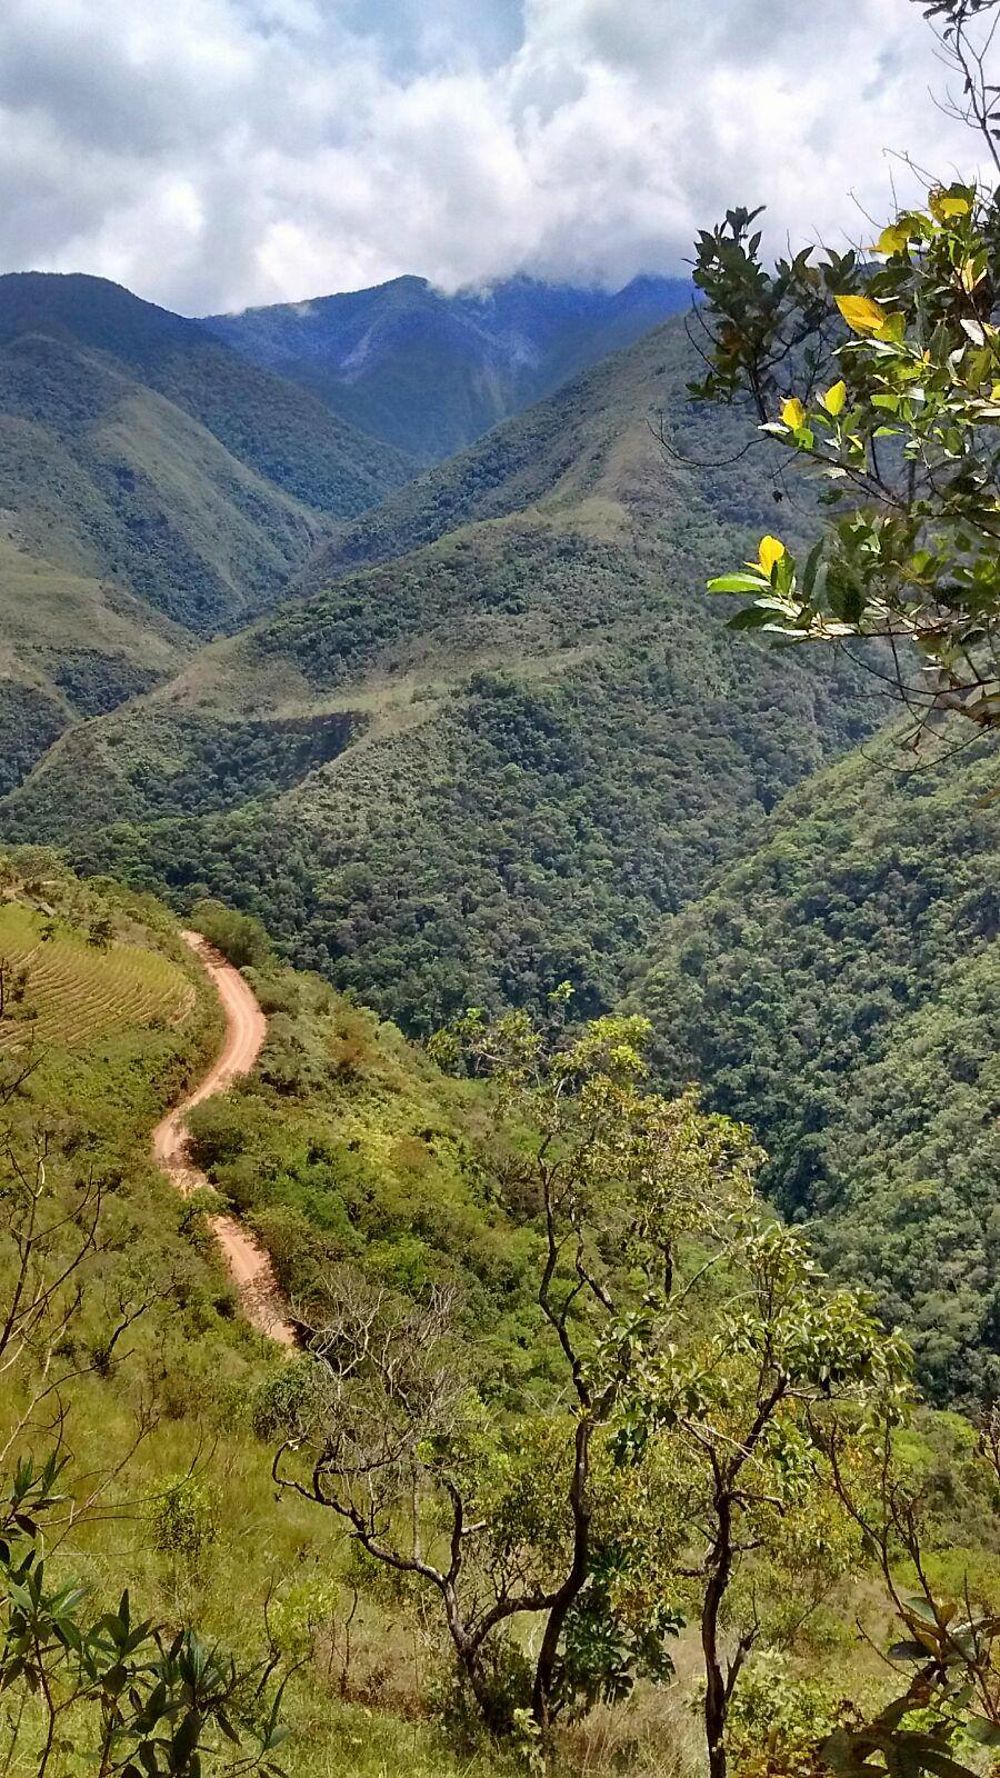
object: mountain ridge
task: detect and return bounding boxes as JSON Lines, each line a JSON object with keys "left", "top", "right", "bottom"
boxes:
{"left": 0, "top": 270, "right": 414, "bottom": 790}
{"left": 204, "top": 271, "right": 691, "bottom": 463}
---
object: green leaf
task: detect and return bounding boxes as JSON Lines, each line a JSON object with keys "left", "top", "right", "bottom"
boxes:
{"left": 171, "top": 1713, "right": 200, "bottom": 1765}
{"left": 962, "top": 1718, "right": 1000, "bottom": 1747}
{"left": 215, "top": 1710, "right": 241, "bottom": 1745}
{"left": 706, "top": 573, "right": 767, "bottom": 594}
{"left": 904, "top": 1597, "right": 940, "bottom": 1623}
{"left": 918, "top": 1751, "right": 978, "bottom": 1778}
{"left": 801, "top": 539, "right": 825, "bottom": 600}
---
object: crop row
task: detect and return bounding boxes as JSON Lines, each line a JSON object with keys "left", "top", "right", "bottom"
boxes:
{"left": 0, "top": 916, "right": 192, "bottom": 1050}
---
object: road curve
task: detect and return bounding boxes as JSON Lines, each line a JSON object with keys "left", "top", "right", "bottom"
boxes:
{"left": 153, "top": 931, "right": 297, "bottom": 1349}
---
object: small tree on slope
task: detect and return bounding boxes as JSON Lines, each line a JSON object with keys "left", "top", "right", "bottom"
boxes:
{"left": 273, "top": 1008, "right": 908, "bottom": 1770}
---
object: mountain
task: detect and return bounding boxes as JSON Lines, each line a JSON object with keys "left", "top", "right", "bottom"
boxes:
{"left": 0, "top": 272, "right": 414, "bottom": 789}
{"left": 2, "top": 315, "right": 890, "bottom": 1030}
{"left": 627, "top": 726, "right": 1000, "bottom": 1407}
{"left": 203, "top": 273, "right": 691, "bottom": 464}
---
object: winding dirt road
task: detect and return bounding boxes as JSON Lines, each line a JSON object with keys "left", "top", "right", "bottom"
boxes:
{"left": 153, "top": 932, "right": 297, "bottom": 1348}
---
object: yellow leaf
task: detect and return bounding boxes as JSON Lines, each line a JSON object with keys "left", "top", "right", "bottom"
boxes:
{"left": 876, "top": 222, "right": 910, "bottom": 255}
{"left": 835, "top": 293, "right": 887, "bottom": 334}
{"left": 781, "top": 396, "right": 806, "bottom": 429}
{"left": 930, "top": 189, "right": 971, "bottom": 221}
{"left": 820, "top": 380, "right": 847, "bottom": 417}
{"left": 757, "top": 536, "right": 786, "bottom": 578}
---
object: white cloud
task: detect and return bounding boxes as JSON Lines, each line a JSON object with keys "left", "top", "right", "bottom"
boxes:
{"left": 0, "top": 0, "right": 981, "bottom": 312}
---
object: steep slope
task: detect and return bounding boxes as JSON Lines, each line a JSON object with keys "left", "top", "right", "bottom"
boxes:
{"left": 0, "top": 273, "right": 412, "bottom": 521}
{"left": 205, "top": 273, "right": 690, "bottom": 463}
{"left": 2, "top": 316, "right": 891, "bottom": 1030}
{"left": 628, "top": 728, "right": 1000, "bottom": 1406}
{"left": 0, "top": 273, "right": 414, "bottom": 787}
{"left": 291, "top": 306, "right": 760, "bottom": 592}
{"left": 0, "top": 848, "right": 534, "bottom": 1773}
{"left": 0, "top": 529, "right": 188, "bottom": 794}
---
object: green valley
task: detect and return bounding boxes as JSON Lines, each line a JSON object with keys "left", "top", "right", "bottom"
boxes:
{"left": 2, "top": 318, "right": 889, "bottom": 1033}
{"left": 629, "top": 726, "right": 1000, "bottom": 1406}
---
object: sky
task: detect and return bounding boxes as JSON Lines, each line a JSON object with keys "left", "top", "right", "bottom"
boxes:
{"left": 0, "top": 0, "right": 981, "bottom": 315}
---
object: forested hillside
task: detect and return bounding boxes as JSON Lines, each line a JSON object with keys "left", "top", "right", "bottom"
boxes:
{"left": 6, "top": 851, "right": 1000, "bottom": 1778}
{"left": 205, "top": 272, "right": 690, "bottom": 463}
{"left": 3, "top": 318, "right": 890, "bottom": 1030}
{"left": 627, "top": 727, "right": 1000, "bottom": 1405}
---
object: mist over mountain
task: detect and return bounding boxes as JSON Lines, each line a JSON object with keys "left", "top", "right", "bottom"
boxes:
{"left": 203, "top": 273, "right": 691, "bottom": 463}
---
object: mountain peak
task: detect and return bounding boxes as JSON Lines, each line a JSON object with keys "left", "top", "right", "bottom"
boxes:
{"left": 203, "top": 270, "right": 691, "bottom": 463}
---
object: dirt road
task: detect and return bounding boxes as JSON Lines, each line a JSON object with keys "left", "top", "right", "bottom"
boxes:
{"left": 153, "top": 932, "right": 297, "bottom": 1349}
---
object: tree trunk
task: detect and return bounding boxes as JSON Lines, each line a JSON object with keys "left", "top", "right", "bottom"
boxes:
{"left": 531, "top": 1418, "right": 592, "bottom": 1731}
{"left": 702, "top": 1490, "right": 734, "bottom": 1778}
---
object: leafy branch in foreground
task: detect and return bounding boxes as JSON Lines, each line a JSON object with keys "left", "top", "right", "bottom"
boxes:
{"left": 1, "top": 1455, "right": 289, "bottom": 1778}
{"left": 691, "top": 179, "right": 1000, "bottom": 740}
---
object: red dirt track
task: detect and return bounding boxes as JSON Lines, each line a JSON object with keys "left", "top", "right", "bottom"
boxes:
{"left": 152, "top": 932, "right": 296, "bottom": 1348}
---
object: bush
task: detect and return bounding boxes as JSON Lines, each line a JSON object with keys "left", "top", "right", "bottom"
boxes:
{"left": 191, "top": 898, "right": 272, "bottom": 969}
{"left": 151, "top": 1474, "right": 219, "bottom": 1559}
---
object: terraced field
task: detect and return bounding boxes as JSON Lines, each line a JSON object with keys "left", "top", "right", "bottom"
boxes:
{"left": 0, "top": 902, "right": 195, "bottom": 1049}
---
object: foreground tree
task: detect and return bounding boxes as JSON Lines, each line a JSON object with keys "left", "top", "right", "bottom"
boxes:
{"left": 274, "top": 1008, "right": 910, "bottom": 1767}
{"left": 685, "top": 16, "right": 1000, "bottom": 1769}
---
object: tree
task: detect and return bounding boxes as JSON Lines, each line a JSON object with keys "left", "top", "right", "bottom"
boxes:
{"left": 612, "top": 1216, "right": 907, "bottom": 1770}
{"left": 800, "top": 1405, "right": 1000, "bottom": 1778}
{"left": 273, "top": 1014, "right": 705, "bottom": 1733}
{"left": 687, "top": 1, "right": 1000, "bottom": 742}
{"left": 274, "top": 1006, "right": 910, "bottom": 1767}
{"left": 190, "top": 900, "right": 272, "bottom": 971}
{"left": 685, "top": 18, "right": 1000, "bottom": 1767}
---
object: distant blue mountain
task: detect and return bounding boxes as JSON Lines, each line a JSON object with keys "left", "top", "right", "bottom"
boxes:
{"left": 203, "top": 272, "right": 691, "bottom": 463}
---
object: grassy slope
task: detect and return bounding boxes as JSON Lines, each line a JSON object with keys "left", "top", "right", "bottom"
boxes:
{"left": 292, "top": 311, "right": 728, "bottom": 588}
{"left": 0, "top": 272, "right": 412, "bottom": 521}
{"left": 3, "top": 318, "right": 891, "bottom": 1030}
{"left": 0, "top": 855, "right": 993, "bottom": 1778}
{"left": 0, "top": 851, "right": 536, "bottom": 1778}
{"left": 0, "top": 899, "right": 194, "bottom": 1048}
{"left": 184, "top": 959, "right": 540, "bottom": 1384}
{"left": 627, "top": 728, "right": 1000, "bottom": 1405}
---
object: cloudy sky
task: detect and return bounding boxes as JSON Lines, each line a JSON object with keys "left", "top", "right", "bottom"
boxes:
{"left": 0, "top": 0, "right": 981, "bottom": 315}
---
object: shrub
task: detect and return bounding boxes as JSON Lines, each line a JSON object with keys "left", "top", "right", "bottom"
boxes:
{"left": 191, "top": 898, "right": 272, "bottom": 969}
{"left": 151, "top": 1474, "right": 219, "bottom": 1559}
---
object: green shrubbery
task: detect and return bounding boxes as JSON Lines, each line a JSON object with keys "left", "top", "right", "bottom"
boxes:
{"left": 191, "top": 898, "right": 273, "bottom": 969}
